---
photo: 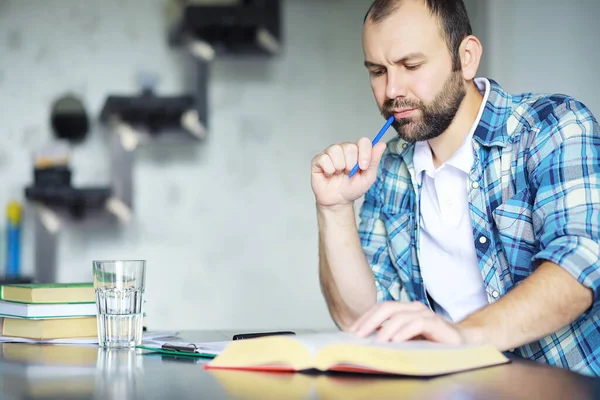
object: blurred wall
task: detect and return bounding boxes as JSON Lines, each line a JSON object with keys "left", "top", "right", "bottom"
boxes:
{"left": 466, "top": 0, "right": 600, "bottom": 114}
{"left": 0, "top": 0, "right": 382, "bottom": 331}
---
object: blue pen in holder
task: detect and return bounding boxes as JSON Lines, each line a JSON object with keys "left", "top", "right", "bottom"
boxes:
{"left": 6, "top": 201, "right": 22, "bottom": 277}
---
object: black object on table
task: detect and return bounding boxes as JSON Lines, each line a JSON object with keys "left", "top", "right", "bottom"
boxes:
{"left": 232, "top": 330, "right": 295, "bottom": 340}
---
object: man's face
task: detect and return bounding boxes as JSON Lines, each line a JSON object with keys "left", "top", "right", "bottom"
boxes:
{"left": 362, "top": 0, "right": 466, "bottom": 142}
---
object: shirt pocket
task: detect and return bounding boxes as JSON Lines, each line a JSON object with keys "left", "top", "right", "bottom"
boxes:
{"left": 491, "top": 188, "right": 538, "bottom": 280}
{"left": 382, "top": 211, "right": 414, "bottom": 289}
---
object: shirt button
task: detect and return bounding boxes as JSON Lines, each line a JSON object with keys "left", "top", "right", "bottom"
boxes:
{"left": 492, "top": 290, "right": 499, "bottom": 299}
{"left": 479, "top": 236, "right": 487, "bottom": 244}
{"left": 471, "top": 181, "right": 480, "bottom": 189}
{"left": 402, "top": 143, "right": 408, "bottom": 149}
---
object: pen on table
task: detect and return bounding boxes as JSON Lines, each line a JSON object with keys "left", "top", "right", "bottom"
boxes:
{"left": 232, "top": 331, "right": 296, "bottom": 340}
{"left": 348, "top": 115, "right": 395, "bottom": 178}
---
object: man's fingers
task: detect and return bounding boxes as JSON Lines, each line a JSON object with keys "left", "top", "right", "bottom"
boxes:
{"left": 312, "top": 153, "right": 336, "bottom": 177}
{"left": 324, "top": 144, "right": 346, "bottom": 173}
{"left": 356, "top": 137, "right": 373, "bottom": 170}
{"left": 340, "top": 143, "right": 359, "bottom": 173}
{"left": 354, "top": 301, "right": 426, "bottom": 338}
{"left": 312, "top": 138, "right": 386, "bottom": 180}
{"left": 350, "top": 301, "right": 425, "bottom": 333}
{"left": 350, "top": 302, "right": 392, "bottom": 334}
{"left": 389, "top": 318, "right": 430, "bottom": 343}
{"left": 391, "top": 316, "right": 459, "bottom": 344}
{"left": 373, "top": 310, "right": 427, "bottom": 342}
{"left": 349, "top": 305, "right": 379, "bottom": 333}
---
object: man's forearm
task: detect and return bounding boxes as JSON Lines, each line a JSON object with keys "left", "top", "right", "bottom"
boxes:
{"left": 318, "top": 204, "right": 377, "bottom": 329}
{"left": 458, "top": 261, "right": 594, "bottom": 351}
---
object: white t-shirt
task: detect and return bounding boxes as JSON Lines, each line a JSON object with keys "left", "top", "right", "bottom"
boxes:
{"left": 412, "top": 78, "right": 491, "bottom": 322}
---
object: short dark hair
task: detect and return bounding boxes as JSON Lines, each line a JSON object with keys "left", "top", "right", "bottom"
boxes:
{"left": 364, "top": 0, "right": 473, "bottom": 71}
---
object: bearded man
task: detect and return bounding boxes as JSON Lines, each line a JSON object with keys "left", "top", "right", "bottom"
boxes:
{"left": 310, "top": 0, "right": 600, "bottom": 376}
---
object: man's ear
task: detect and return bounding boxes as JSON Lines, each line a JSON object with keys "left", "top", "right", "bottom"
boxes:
{"left": 458, "top": 35, "right": 482, "bottom": 80}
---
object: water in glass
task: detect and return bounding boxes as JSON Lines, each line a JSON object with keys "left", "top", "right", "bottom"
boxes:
{"left": 96, "top": 287, "right": 144, "bottom": 348}
{"left": 93, "top": 260, "right": 146, "bottom": 348}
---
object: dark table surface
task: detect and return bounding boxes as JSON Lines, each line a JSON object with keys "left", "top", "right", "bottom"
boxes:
{"left": 1, "top": 329, "right": 599, "bottom": 400}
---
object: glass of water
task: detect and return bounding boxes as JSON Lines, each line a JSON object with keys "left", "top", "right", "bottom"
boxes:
{"left": 93, "top": 260, "right": 146, "bottom": 348}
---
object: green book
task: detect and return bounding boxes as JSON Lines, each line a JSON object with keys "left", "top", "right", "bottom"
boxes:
{"left": 0, "top": 283, "right": 95, "bottom": 304}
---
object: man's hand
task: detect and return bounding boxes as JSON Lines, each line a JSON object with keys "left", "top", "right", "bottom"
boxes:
{"left": 311, "top": 139, "right": 386, "bottom": 208}
{"left": 349, "top": 301, "right": 471, "bottom": 345}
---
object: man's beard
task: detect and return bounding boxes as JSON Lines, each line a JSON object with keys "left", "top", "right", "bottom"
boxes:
{"left": 381, "top": 71, "right": 466, "bottom": 142}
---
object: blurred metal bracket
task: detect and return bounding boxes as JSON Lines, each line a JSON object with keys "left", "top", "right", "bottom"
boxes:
{"left": 33, "top": 205, "right": 61, "bottom": 283}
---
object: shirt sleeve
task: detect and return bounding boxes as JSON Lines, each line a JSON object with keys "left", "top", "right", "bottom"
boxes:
{"left": 357, "top": 157, "right": 403, "bottom": 303}
{"left": 529, "top": 97, "right": 600, "bottom": 317}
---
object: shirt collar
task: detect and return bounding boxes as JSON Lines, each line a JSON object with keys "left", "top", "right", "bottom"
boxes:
{"left": 472, "top": 78, "right": 513, "bottom": 148}
{"left": 413, "top": 77, "right": 491, "bottom": 184}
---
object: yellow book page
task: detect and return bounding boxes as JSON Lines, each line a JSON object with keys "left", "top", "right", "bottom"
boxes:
{"left": 207, "top": 335, "right": 313, "bottom": 370}
{"left": 316, "top": 342, "right": 509, "bottom": 376}
{"left": 2, "top": 316, "right": 97, "bottom": 340}
{"left": 209, "top": 332, "right": 380, "bottom": 370}
{"left": 286, "top": 332, "right": 508, "bottom": 375}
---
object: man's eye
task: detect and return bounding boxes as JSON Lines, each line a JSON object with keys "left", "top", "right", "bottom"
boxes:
{"left": 405, "top": 64, "right": 421, "bottom": 71}
{"left": 370, "top": 69, "right": 385, "bottom": 77}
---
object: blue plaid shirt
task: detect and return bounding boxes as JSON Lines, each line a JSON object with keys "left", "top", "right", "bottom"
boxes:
{"left": 358, "top": 78, "right": 600, "bottom": 376}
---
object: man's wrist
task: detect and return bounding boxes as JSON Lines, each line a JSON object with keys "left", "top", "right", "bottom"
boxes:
{"left": 316, "top": 202, "right": 355, "bottom": 215}
{"left": 316, "top": 203, "right": 356, "bottom": 229}
{"left": 456, "top": 319, "right": 489, "bottom": 347}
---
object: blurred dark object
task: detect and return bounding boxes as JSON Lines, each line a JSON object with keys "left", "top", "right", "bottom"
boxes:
{"left": 50, "top": 94, "right": 89, "bottom": 144}
{"left": 24, "top": 165, "right": 111, "bottom": 220}
{"left": 169, "top": 0, "right": 282, "bottom": 56}
{"left": 99, "top": 89, "right": 198, "bottom": 136}
{"left": 33, "top": 165, "right": 71, "bottom": 187}
{"left": 0, "top": 277, "right": 33, "bottom": 285}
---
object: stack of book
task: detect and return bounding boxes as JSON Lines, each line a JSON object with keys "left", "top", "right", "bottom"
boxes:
{"left": 0, "top": 283, "right": 97, "bottom": 340}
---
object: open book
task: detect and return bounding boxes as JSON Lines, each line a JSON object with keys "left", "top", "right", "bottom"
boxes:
{"left": 204, "top": 332, "right": 509, "bottom": 376}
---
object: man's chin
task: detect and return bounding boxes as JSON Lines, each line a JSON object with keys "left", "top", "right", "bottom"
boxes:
{"left": 393, "top": 121, "right": 418, "bottom": 141}
{"left": 397, "top": 126, "right": 442, "bottom": 143}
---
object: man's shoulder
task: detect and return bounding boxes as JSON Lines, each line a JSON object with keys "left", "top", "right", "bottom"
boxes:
{"left": 506, "top": 89, "right": 597, "bottom": 133}
{"left": 493, "top": 86, "right": 600, "bottom": 174}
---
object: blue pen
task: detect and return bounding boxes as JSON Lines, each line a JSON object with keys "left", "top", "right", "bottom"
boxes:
{"left": 348, "top": 115, "right": 395, "bottom": 178}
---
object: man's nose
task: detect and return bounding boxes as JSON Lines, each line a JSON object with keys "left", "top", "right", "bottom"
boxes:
{"left": 385, "top": 70, "right": 408, "bottom": 100}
